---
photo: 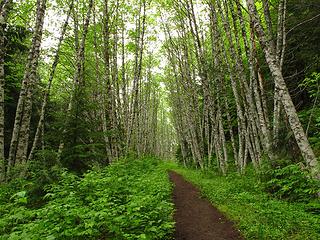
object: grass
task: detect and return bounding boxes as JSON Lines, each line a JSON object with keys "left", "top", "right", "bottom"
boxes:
{"left": 164, "top": 161, "right": 320, "bottom": 240}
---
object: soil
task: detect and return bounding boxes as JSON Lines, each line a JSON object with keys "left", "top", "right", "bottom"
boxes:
{"left": 169, "top": 171, "right": 243, "bottom": 240}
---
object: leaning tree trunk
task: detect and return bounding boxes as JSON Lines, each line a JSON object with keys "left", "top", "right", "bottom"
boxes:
{"left": 209, "top": 1, "right": 248, "bottom": 169}
{"left": 15, "top": 0, "right": 48, "bottom": 164}
{"left": 246, "top": 0, "right": 319, "bottom": 178}
{"left": 7, "top": 0, "right": 47, "bottom": 171}
{"left": 28, "top": 1, "right": 73, "bottom": 161}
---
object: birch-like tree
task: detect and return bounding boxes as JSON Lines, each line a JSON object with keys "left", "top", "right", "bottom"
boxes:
{"left": 7, "top": 0, "right": 47, "bottom": 172}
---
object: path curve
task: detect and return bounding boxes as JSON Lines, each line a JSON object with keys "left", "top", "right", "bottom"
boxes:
{"left": 169, "top": 171, "right": 243, "bottom": 240}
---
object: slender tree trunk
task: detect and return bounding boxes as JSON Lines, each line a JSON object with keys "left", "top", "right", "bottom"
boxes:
{"left": 121, "top": 18, "right": 128, "bottom": 143}
{"left": 103, "top": 0, "right": 121, "bottom": 161}
{"left": 126, "top": 0, "right": 147, "bottom": 152}
{"left": 28, "top": 2, "right": 73, "bottom": 161}
{"left": 0, "top": 15, "right": 4, "bottom": 179}
{"left": 0, "top": 0, "right": 12, "bottom": 180}
{"left": 8, "top": 0, "right": 47, "bottom": 170}
{"left": 58, "top": 0, "right": 93, "bottom": 158}
{"left": 209, "top": 1, "right": 247, "bottom": 169}
{"left": 273, "top": 0, "right": 287, "bottom": 146}
{"left": 111, "top": 17, "right": 120, "bottom": 159}
{"left": 246, "top": 0, "right": 319, "bottom": 177}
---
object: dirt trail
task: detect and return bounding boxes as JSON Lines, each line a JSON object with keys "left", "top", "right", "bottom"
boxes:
{"left": 169, "top": 171, "right": 243, "bottom": 240}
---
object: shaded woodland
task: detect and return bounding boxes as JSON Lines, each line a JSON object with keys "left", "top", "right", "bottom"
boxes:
{"left": 0, "top": 0, "right": 319, "bottom": 239}
{"left": 0, "top": 0, "right": 319, "bottom": 178}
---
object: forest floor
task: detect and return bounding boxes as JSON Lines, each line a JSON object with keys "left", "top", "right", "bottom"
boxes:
{"left": 169, "top": 171, "right": 243, "bottom": 240}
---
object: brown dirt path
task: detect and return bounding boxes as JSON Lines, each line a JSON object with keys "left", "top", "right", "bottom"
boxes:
{"left": 169, "top": 171, "right": 243, "bottom": 240}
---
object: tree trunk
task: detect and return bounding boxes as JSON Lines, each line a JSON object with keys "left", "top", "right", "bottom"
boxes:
{"left": 8, "top": 0, "right": 47, "bottom": 170}
{"left": 58, "top": 0, "right": 93, "bottom": 158}
{"left": 28, "top": 1, "right": 73, "bottom": 161}
{"left": 0, "top": 0, "right": 12, "bottom": 180}
{"left": 246, "top": 0, "right": 319, "bottom": 177}
{"left": 126, "top": 0, "right": 147, "bottom": 152}
{"left": 273, "top": 0, "right": 287, "bottom": 146}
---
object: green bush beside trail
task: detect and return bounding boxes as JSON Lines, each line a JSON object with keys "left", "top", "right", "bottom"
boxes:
{"left": 0, "top": 157, "right": 174, "bottom": 240}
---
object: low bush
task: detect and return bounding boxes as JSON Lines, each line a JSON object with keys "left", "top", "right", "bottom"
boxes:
{"left": 259, "top": 163, "right": 320, "bottom": 202}
{"left": 0, "top": 157, "right": 174, "bottom": 239}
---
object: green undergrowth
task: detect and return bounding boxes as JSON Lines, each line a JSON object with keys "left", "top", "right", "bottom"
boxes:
{"left": 0, "top": 157, "right": 174, "bottom": 240}
{"left": 165, "top": 161, "right": 320, "bottom": 240}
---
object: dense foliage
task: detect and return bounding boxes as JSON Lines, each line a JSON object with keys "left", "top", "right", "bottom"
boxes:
{"left": 260, "top": 163, "right": 320, "bottom": 202}
{"left": 0, "top": 0, "right": 319, "bottom": 238}
{"left": 0, "top": 157, "right": 174, "bottom": 239}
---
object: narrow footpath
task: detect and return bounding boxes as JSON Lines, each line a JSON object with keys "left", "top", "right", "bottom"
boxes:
{"left": 169, "top": 171, "right": 243, "bottom": 240}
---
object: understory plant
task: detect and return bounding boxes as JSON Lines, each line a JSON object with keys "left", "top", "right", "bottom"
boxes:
{"left": 259, "top": 162, "right": 320, "bottom": 202}
{"left": 0, "top": 157, "right": 174, "bottom": 240}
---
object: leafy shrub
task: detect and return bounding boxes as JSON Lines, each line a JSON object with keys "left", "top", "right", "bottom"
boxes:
{"left": 0, "top": 157, "right": 174, "bottom": 239}
{"left": 259, "top": 163, "right": 319, "bottom": 202}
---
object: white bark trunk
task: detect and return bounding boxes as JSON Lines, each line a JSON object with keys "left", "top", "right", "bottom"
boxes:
{"left": 8, "top": 0, "right": 47, "bottom": 169}
{"left": 247, "top": 0, "right": 319, "bottom": 177}
{"left": 0, "top": 0, "right": 12, "bottom": 180}
{"left": 28, "top": 2, "right": 73, "bottom": 161}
